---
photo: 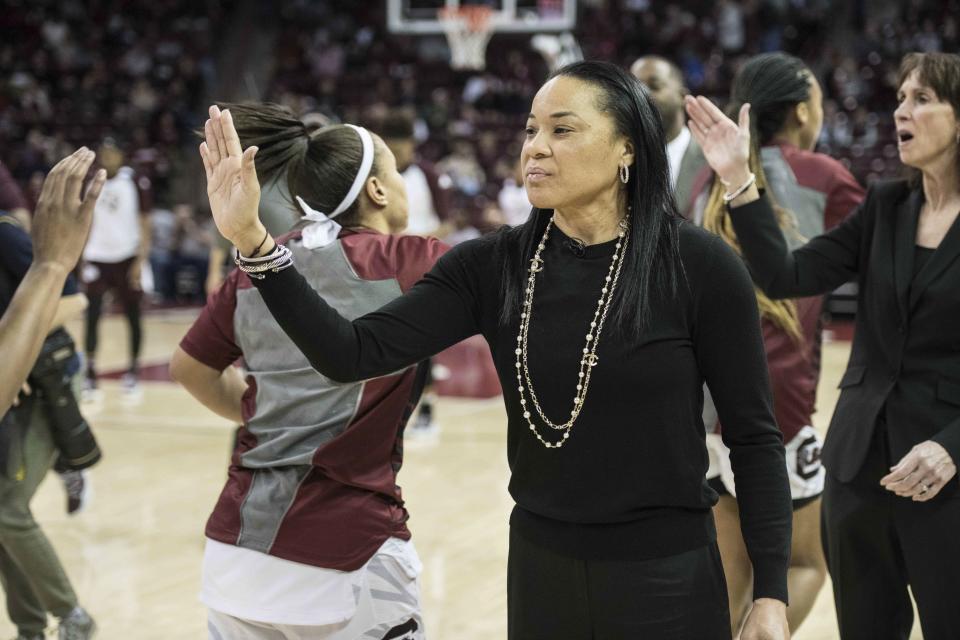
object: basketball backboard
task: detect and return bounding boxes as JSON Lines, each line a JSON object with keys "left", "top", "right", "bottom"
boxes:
{"left": 387, "top": 0, "right": 577, "bottom": 34}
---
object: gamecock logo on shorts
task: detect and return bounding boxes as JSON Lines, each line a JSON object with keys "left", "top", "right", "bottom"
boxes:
{"left": 380, "top": 618, "right": 419, "bottom": 640}
{"left": 796, "top": 435, "right": 822, "bottom": 480}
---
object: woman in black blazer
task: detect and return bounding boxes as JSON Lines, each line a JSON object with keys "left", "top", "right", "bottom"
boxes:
{"left": 684, "top": 52, "right": 960, "bottom": 640}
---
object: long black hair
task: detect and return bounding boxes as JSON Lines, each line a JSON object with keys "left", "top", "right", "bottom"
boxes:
{"left": 498, "top": 60, "right": 682, "bottom": 338}
{"left": 216, "top": 102, "right": 380, "bottom": 227}
{"left": 729, "top": 52, "right": 812, "bottom": 146}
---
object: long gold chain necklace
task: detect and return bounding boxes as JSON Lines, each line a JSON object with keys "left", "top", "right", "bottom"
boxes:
{"left": 514, "top": 215, "right": 630, "bottom": 449}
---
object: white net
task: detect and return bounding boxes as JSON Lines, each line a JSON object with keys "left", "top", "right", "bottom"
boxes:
{"left": 439, "top": 7, "right": 494, "bottom": 71}
{"left": 530, "top": 32, "right": 583, "bottom": 72}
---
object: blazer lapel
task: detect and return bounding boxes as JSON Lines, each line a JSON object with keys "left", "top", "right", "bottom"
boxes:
{"left": 909, "top": 205, "right": 960, "bottom": 311}
{"left": 893, "top": 189, "right": 921, "bottom": 323}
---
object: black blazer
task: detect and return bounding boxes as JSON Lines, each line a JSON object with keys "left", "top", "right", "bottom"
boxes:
{"left": 728, "top": 180, "right": 960, "bottom": 487}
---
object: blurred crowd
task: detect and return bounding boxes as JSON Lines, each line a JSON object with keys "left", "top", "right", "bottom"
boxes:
{"left": 268, "top": 0, "right": 958, "bottom": 232}
{"left": 0, "top": 0, "right": 220, "bottom": 302}
{"left": 1, "top": 0, "right": 958, "bottom": 301}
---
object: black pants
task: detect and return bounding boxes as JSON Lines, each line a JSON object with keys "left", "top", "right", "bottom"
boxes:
{"left": 507, "top": 529, "right": 731, "bottom": 640}
{"left": 83, "top": 258, "right": 142, "bottom": 372}
{"left": 822, "top": 422, "right": 960, "bottom": 640}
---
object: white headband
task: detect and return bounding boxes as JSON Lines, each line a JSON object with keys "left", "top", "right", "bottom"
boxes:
{"left": 330, "top": 124, "right": 376, "bottom": 217}
{"left": 295, "top": 124, "right": 376, "bottom": 249}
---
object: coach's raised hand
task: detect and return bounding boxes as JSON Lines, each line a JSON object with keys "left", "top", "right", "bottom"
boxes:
{"left": 684, "top": 95, "right": 752, "bottom": 185}
{"left": 200, "top": 105, "right": 270, "bottom": 257}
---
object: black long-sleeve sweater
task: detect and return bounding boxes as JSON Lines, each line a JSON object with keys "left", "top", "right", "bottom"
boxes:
{"left": 252, "top": 219, "right": 792, "bottom": 602}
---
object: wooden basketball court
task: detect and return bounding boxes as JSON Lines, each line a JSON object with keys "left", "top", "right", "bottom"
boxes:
{"left": 0, "top": 311, "right": 922, "bottom": 639}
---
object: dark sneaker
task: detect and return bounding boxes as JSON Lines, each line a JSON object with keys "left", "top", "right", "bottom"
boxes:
{"left": 406, "top": 406, "right": 440, "bottom": 444}
{"left": 59, "top": 470, "right": 91, "bottom": 515}
{"left": 58, "top": 606, "right": 95, "bottom": 640}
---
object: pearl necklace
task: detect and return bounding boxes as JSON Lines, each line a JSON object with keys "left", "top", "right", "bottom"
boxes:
{"left": 514, "top": 215, "right": 630, "bottom": 449}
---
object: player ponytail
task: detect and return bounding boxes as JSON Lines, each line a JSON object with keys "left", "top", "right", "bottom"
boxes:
{"left": 220, "top": 102, "right": 380, "bottom": 226}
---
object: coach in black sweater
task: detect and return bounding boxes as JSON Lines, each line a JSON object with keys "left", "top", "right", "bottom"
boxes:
{"left": 201, "top": 62, "right": 791, "bottom": 639}
{"left": 686, "top": 52, "right": 960, "bottom": 640}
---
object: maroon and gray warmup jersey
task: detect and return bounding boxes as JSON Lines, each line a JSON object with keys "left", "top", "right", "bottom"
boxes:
{"left": 758, "top": 144, "right": 864, "bottom": 441}
{"left": 181, "top": 228, "right": 447, "bottom": 571}
{"left": 696, "top": 143, "right": 866, "bottom": 442}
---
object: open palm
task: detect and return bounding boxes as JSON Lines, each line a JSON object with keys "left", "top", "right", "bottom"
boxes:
{"left": 684, "top": 95, "right": 752, "bottom": 183}
{"left": 200, "top": 105, "right": 262, "bottom": 247}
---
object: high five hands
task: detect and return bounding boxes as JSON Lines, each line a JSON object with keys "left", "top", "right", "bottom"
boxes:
{"left": 200, "top": 105, "right": 272, "bottom": 257}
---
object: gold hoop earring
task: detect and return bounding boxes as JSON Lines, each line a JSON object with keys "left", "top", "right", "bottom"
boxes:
{"left": 619, "top": 164, "right": 629, "bottom": 184}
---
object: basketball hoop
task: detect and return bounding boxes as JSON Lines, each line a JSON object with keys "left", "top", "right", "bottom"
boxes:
{"left": 438, "top": 6, "right": 494, "bottom": 71}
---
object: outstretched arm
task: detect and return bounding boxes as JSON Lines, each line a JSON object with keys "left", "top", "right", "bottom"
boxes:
{"left": 685, "top": 95, "right": 862, "bottom": 299}
{"left": 200, "top": 106, "right": 481, "bottom": 382}
{"left": 0, "top": 149, "right": 106, "bottom": 413}
{"left": 694, "top": 237, "right": 791, "bottom": 640}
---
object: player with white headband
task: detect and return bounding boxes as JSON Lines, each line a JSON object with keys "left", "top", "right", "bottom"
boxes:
{"left": 170, "top": 103, "right": 446, "bottom": 640}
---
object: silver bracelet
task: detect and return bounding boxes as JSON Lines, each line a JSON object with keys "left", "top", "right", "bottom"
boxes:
{"left": 236, "top": 245, "right": 291, "bottom": 270}
{"left": 235, "top": 244, "right": 294, "bottom": 278}
{"left": 237, "top": 258, "right": 293, "bottom": 279}
{"left": 722, "top": 172, "right": 757, "bottom": 203}
{"left": 236, "top": 243, "right": 284, "bottom": 263}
